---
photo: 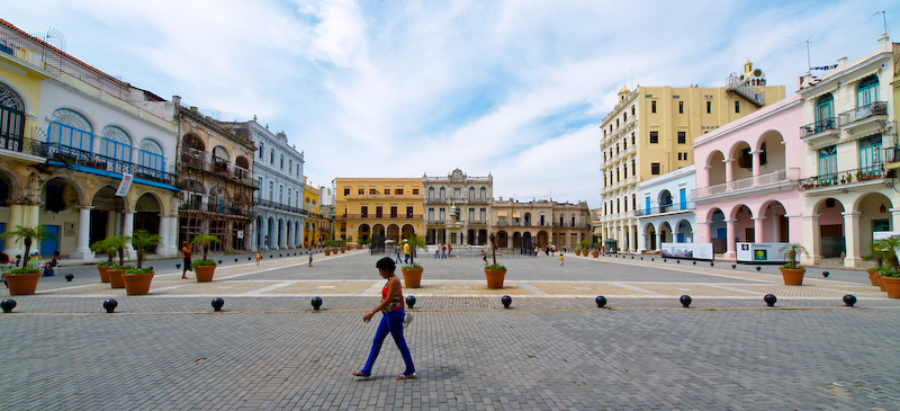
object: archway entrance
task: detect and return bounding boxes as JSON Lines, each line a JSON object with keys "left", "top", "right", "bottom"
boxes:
{"left": 135, "top": 193, "right": 161, "bottom": 254}
{"left": 90, "top": 186, "right": 123, "bottom": 246}
{"left": 815, "top": 198, "right": 845, "bottom": 258}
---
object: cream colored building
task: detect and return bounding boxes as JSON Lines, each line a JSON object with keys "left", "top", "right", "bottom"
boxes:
{"left": 423, "top": 169, "right": 493, "bottom": 246}
{"left": 491, "top": 199, "right": 591, "bottom": 251}
{"left": 598, "top": 62, "right": 786, "bottom": 252}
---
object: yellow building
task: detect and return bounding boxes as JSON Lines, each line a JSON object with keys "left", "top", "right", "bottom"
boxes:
{"left": 598, "top": 61, "right": 786, "bottom": 252}
{"left": 890, "top": 42, "right": 900, "bottom": 172}
{"left": 302, "top": 179, "right": 330, "bottom": 247}
{"left": 335, "top": 178, "right": 423, "bottom": 246}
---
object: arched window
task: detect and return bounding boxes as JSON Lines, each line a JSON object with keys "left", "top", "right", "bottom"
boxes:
{"left": 480, "top": 187, "right": 486, "bottom": 199}
{"left": 469, "top": 187, "right": 475, "bottom": 200}
{"left": 139, "top": 139, "right": 165, "bottom": 172}
{"left": 439, "top": 187, "right": 445, "bottom": 199}
{"left": 49, "top": 108, "right": 93, "bottom": 151}
{"left": 815, "top": 93, "right": 834, "bottom": 127}
{"left": 0, "top": 83, "right": 26, "bottom": 148}
{"left": 428, "top": 187, "right": 434, "bottom": 199}
{"left": 101, "top": 125, "right": 132, "bottom": 162}
{"left": 857, "top": 75, "right": 879, "bottom": 107}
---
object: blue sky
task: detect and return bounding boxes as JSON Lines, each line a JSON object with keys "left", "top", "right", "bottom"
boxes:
{"left": 4, "top": 0, "right": 899, "bottom": 207}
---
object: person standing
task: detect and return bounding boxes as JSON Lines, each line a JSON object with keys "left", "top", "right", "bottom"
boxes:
{"left": 441, "top": 244, "right": 447, "bottom": 259}
{"left": 481, "top": 249, "right": 488, "bottom": 265}
{"left": 434, "top": 243, "right": 441, "bottom": 259}
{"left": 181, "top": 241, "right": 192, "bottom": 279}
{"left": 352, "top": 257, "right": 416, "bottom": 380}
{"left": 403, "top": 241, "right": 411, "bottom": 264}
{"left": 447, "top": 244, "right": 452, "bottom": 258}
{"left": 308, "top": 248, "right": 313, "bottom": 267}
{"left": 559, "top": 252, "right": 565, "bottom": 266}
{"left": 255, "top": 250, "right": 262, "bottom": 266}
{"left": 395, "top": 245, "right": 402, "bottom": 264}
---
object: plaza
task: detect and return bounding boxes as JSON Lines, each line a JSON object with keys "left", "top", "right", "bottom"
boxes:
{"left": 1, "top": 251, "right": 898, "bottom": 410}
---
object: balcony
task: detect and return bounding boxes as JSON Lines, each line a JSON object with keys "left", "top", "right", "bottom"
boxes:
{"left": 256, "top": 198, "right": 308, "bottom": 215}
{"left": 337, "top": 214, "right": 422, "bottom": 221}
{"left": 47, "top": 143, "right": 178, "bottom": 186}
{"left": 839, "top": 101, "right": 888, "bottom": 134}
{"left": 426, "top": 219, "right": 447, "bottom": 225}
{"left": 635, "top": 202, "right": 696, "bottom": 217}
{"left": 800, "top": 165, "right": 894, "bottom": 194}
{"left": 0, "top": 135, "right": 46, "bottom": 161}
{"left": 180, "top": 150, "right": 259, "bottom": 189}
{"left": 800, "top": 117, "right": 839, "bottom": 145}
{"left": 884, "top": 146, "right": 900, "bottom": 170}
{"left": 692, "top": 168, "right": 800, "bottom": 200}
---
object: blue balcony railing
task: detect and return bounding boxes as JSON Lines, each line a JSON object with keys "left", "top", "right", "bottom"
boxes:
{"left": 45, "top": 142, "right": 178, "bottom": 186}
{"left": 635, "top": 202, "right": 696, "bottom": 217}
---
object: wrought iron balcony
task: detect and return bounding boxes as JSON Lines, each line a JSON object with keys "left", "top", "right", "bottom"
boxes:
{"left": 799, "top": 164, "right": 892, "bottom": 190}
{"left": 0, "top": 136, "right": 45, "bottom": 157}
{"left": 692, "top": 168, "right": 799, "bottom": 199}
{"left": 336, "top": 213, "right": 422, "bottom": 221}
{"left": 839, "top": 101, "right": 888, "bottom": 127}
{"left": 634, "top": 202, "right": 696, "bottom": 217}
{"left": 256, "top": 198, "right": 309, "bottom": 215}
{"left": 180, "top": 150, "right": 259, "bottom": 189}
{"left": 800, "top": 117, "right": 838, "bottom": 138}
{"left": 883, "top": 145, "right": 900, "bottom": 164}
{"left": 46, "top": 142, "right": 178, "bottom": 186}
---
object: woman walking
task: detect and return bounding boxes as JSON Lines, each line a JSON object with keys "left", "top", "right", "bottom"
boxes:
{"left": 352, "top": 257, "right": 416, "bottom": 380}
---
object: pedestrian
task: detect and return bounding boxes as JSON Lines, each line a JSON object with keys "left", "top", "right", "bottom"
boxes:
{"left": 29, "top": 252, "right": 41, "bottom": 268}
{"left": 308, "top": 248, "right": 313, "bottom": 267}
{"left": 181, "top": 241, "right": 192, "bottom": 279}
{"left": 434, "top": 243, "right": 440, "bottom": 259}
{"left": 481, "top": 249, "right": 488, "bottom": 265}
{"left": 448, "top": 244, "right": 452, "bottom": 258}
{"left": 14, "top": 254, "right": 21, "bottom": 267}
{"left": 43, "top": 251, "right": 60, "bottom": 277}
{"left": 255, "top": 250, "right": 262, "bottom": 266}
{"left": 441, "top": 244, "right": 447, "bottom": 259}
{"left": 403, "top": 241, "right": 411, "bottom": 264}
{"left": 352, "top": 257, "right": 416, "bottom": 380}
{"left": 559, "top": 253, "right": 564, "bottom": 266}
{"left": 395, "top": 245, "right": 402, "bottom": 264}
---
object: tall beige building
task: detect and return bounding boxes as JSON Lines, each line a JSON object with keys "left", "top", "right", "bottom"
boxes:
{"left": 423, "top": 169, "right": 493, "bottom": 246}
{"left": 598, "top": 62, "right": 786, "bottom": 252}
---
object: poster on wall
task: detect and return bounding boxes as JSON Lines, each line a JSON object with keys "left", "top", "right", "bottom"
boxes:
{"left": 661, "top": 243, "right": 713, "bottom": 260}
{"left": 736, "top": 242, "right": 789, "bottom": 263}
{"left": 873, "top": 232, "right": 900, "bottom": 241}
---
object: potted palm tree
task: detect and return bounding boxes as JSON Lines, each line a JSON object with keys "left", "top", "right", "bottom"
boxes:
{"left": 779, "top": 243, "right": 808, "bottom": 286}
{"left": 324, "top": 239, "right": 335, "bottom": 256}
{"left": 123, "top": 230, "right": 162, "bottom": 295}
{"left": 863, "top": 241, "right": 885, "bottom": 286}
{"left": 592, "top": 241, "right": 601, "bottom": 258}
{"left": 400, "top": 235, "right": 428, "bottom": 288}
{"left": 485, "top": 233, "right": 507, "bottom": 289}
{"left": 0, "top": 225, "right": 51, "bottom": 295}
{"left": 875, "top": 237, "right": 900, "bottom": 298}
{"left": 102, "top": 235, "right": 133, "bottom": 289}
{"left": 191, "top": 234, "right": 221, "bottom": 282}
{"left": 90, "top": 237, "right": 119, "bottom": 283}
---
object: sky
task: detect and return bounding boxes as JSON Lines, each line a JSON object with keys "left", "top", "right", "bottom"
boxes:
{"left": 4, "top": 1, "right": 899, "bottom": 208}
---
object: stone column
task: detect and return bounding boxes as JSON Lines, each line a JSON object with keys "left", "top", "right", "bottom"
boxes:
{"left": 752, "top": 216, "right": 766, "bottom": 243}
{"left": 843, "top": 212, "right": 861, "bottom": 268}
{"left": 724, "top": 219, "right": 737, "bottom": 259}
{"left": 656, "top": 230, "right": 663, "bottom": 251}
{"left": 801, "top": 215, "right": 821, "bottom": 265}
{"left": 4, "top": 203, "right": 26, "bottom": 255}
{"left": 891, "top": 208, "right": 900, "bottom": 232}
{"left": 123, "top": 212, "right": 135, "bottom": 261}
{"left": 724, "top": 159, "right": 735, "bottom": 188}
{"left": 158, "top": 214, "right": 173, "bottom": 257}
{"left": 71, "top": 206, "right": 94, "bottom": 259}
{"left": 279, "top": 219, "right": 287, "bottom": 249}
{"left": 696, "top": 221, "right": 711, "bottom": 244}
{"left": 751, "top": 150, "right": 762, "bottom": 185}
{"left": 259, "top": 217, "right": 268, "bottom": 250}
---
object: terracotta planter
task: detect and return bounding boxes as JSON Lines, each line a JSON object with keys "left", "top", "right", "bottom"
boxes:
{"left": 107, "top": 269, "right": 127, "bottom": 288}
{"left": 401, "top": 268, "right": 424, "bottom": 288}
{"left": 867, "top": 269, "right": 879, "bottom": 286}
{"left": 592, "top": 251, "right": 599, "bottom": 258}
{"left": 97, "top": 266, "right": 111, "bottom": 283}
{"left": 878, "top": 274, "right": 887, "bottom": 291}
{"left": 484, "top": 269, "right": 507, "bottom": 289}
{"left": 340, "top": 249, "right": 346, "bottom": 254}
{"left": 122, "top": 273, "right": 154, "bottom": 295}
{"left": 881, "top": 276, "right": 900, "bottom": 298}
{"left": 5, "top": 272, "right": 41, "bottom": 295}
{"left": 325, "top": 250, "right": 332, "bottom": 256}
{"left": 195, "top": 265, "right": 216, "bottom": 282}
{"left": 779, "top": 268, "right": 805, "bottom": 286}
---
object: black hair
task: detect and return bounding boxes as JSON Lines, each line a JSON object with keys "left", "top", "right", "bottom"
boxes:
{"left": 376, "top": 257, "right": 396, "bottom": 273}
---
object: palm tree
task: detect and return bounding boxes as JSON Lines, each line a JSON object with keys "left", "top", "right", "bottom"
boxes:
{"left": 875, "top": 237, "right": 900, "bottom": 270}
{"left": 90, "top": 237, "right": 119, "bottom": 264}
{"left": 0, "top": 225, "right": 51, "bottom": 266}
{"left": 131, "top": 230, "right": 162, "bottom": 269}
{"left": 94, "top": 235, "right": 132, "bottom": 267}
{"left": 191, "top": 234, "right": 221, "bottom": 263}
{"left": 779, "top": 243, "right": 808, "bottom": 269}
{"left": 405, "top": 235, "right": 428, "bottom": 266}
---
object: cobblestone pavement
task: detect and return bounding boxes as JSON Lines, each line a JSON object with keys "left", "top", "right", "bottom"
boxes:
{"left": 1, "top": 251, "right": 898, "bottom": 410}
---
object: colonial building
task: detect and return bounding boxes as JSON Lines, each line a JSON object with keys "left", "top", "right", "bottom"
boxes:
{"left": 334, "top": 178, "right": 423, "bottom": 247}
{"left": 491, "top": 199, "right": 591, "bottom": 251}
{"left": 598, "top": 63, "right": 786, "bottom": 253}
{"left": 222, "top": 120, "right": 304, "bottom": 251}
{"left": 796, "top": 34, "right": 897, "bottom": 267}
{"left": 423, "top": 169, "right": 493, "bottom": 246}
{"left": 302, "top": 179, "right": 331, "bottom": 247}
{"left": 0, "top": 19, "right": 180, "bottom": 261}
{"left": 636, "top": 165, "right": 697, "bottom": 252}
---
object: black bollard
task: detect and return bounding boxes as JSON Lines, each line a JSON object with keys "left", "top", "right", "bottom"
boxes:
{"left": 843, "top": 295, "right": 857, "bottom": 307}
{"left": 595, "top": 296, "right": 607, "bottom": 308}
{"left": 764, "top": 294, "right": 777, "bottom": 307}
{"left": 406, "top": 295, "right": 416, "bottom": 309}
{"left": 501, "top": 295, "right": 512, "bottom": 309}
{"left": 710, "top": 262, "right": 714, "bottom": 267}
{"left": 680, "top": 295, "right": 692, "bottom": 308}
{"left": 1, "top": 299, "right": 16, "bottom": 313}
{"left": 756, "top": 266, "right": 762, "bottom": 271}
{"left": 822, "top": 271, "right": 830, "bottom": 278}
{"left": 732, "top": 264, "right": 737, "bottom": 269}
{"left": 211, "top": 297, "right": 225, "bottom": 312}
{"left": 103, "top": 299, "right": 118, "bottom": 313}
{"left": 692, "top": 261, "right": 696, "bottom": 265}
{"left": 65, "top": 273, "right": 74, "bottom": 282}
{"left": 311, "top": 296, "right": 323, "bottom": 310}
{"left": 235, "top": 258, "right": 239, "bottom": 263}
{"left": 176, "top": 263, "right": 181, "bottom": 269}
{"left": 218, "top": 260, "right": 222, "bottom": 265}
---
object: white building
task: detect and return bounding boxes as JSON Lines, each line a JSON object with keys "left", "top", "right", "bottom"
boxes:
{"left": 636, "top": 165, "right": 696, "bottom": 252}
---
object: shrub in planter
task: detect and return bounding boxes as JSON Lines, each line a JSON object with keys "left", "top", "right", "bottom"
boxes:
{"left": 400, "top": 235, "right": 428, "bottom": 288}
{"left": 191, "top": 234, "right": 221, "bottom": 282}
{"left": 779, "top": 243, "right": 808, "bottom": 286}
{"left": 484, "top": 233, "right": 507, "bottom": 289}
{"left": 123, "top": 267, "right": 155, "bottom": 295}
{"left": 0, "top": 225, "right": 53, "bottom": 295}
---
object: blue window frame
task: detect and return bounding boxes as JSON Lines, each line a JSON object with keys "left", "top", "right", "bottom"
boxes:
{"left": 818, "top": 145, "right": 837, "bottom": 178}
{"left": 259, "top": 143, "right": 264, "bottom": 159}
{"left": 815, "top": 93, "right": 833, "bottom": 125}
{"left": 48, "top": 108, "right": 93, "bottom": 151}
{"left": 859, "top": 134, "right": 883, "bottom": 172}
{"left": 101, "top": 125, "right": 132, "bottom": 162}
{"left": 857, "top": 75, "right": 879, "bottom": 107}
{"left": 139, "top": 139, "right": 165, "bottom": 171}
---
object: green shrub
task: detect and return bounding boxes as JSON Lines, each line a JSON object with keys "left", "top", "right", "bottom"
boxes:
{"left": 485, "top": 263, "right": 507, "bottom": 271}
{"left": 126, "top": 267, "right": 154, "bottom": 275}
{"left": 191, "top": 259, "right": 217, "bottom": 271}
{"left": 9, "top": 266, "right": 40, "bottom": 274}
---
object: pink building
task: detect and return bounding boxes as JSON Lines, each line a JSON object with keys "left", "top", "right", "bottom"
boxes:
{"left": 692, "top": 95, "right": 804, "bottom": 259}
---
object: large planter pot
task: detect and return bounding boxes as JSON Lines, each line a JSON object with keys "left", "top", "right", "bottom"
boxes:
{"left": 107, "top": 269, "right": 127, "bottom": 289}
{"left": 592, "top": 251, "right": 599, "bottom": 258}
{"left": 401, "top": 268, "right": 424, "bottom": 288}
{"left": 341, "top": 249, "right": 346, "bottom": 254}
{"left": 780, "top": 268, "right": 806, "bottom": 286}
{"left": 122, "top": 273, "right": 154, "bottom": 296}
{"left": 867, "top": 269, "right": 879, "bottom": 286}
{"left": 881, "top": 276, "right": 900, "bottom": 298}
{"left": 97, "top": 266, "right": 111, "bottom": 283}
{"left": 878, "top": 274, "right": 887, "bottom": 291}
{"left": 325, "top": 250, "right": 332, "bottom": 256}
{"left": 6, "top": 272, "right": 42, "bottom": 295}
{"left": 484, "top": 269, "right": 507, "bottom": 289}
{"left": 195, "top": 265, "right": 216, "bottom": 282}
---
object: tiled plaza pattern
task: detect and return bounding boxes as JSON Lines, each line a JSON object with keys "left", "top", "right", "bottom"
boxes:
{"left": 1, "top": 251, "right": 898, "bottom": 410}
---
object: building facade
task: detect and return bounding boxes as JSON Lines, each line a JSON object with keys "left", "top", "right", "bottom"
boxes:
{"left": 175, "top": 108, "right": 257, "bottom": 253}
{"left": 423, "top": 169, "right": 493, "bottom": 246}
{"left": 223, "top": 120, "right": 305, "bottom": 251}
{"left": 302, "top": 179, "right": 331, "bottom": 247}
{"left": 491, "top": 199, "right": 591, "bottom": 251}
{"left": 636, "top": 165, "right": 696, "bottom": 252}
{"left": 1, "top": 19, "right": 180, "bottom": 261}
{"left": 692, "top": 95, "right": 805, "bottom": 258}
{"left": 334, "top": 178, "right": 423, "bottom": 247}
{"left": 598, "top": 63, "right": 786, "bottom": 253}
{"left": 796, "top": 35, "right": 897, "bottom": 267}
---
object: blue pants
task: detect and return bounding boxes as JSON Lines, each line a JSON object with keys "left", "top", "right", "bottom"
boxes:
{"left": 362, "top": 308, "right": 415, "bottom": 376}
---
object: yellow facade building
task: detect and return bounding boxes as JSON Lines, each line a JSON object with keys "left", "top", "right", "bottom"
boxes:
{"left": 335, "top": 178, "right": 423, "bottom": 246}
{"left": 598, "top": 62, "right": 786, "bottom": 252}
{"left": 302, "top": 179, "right": 330, "bottom": 247}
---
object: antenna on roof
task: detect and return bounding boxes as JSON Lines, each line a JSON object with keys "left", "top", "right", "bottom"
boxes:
{"left": 34, "top": 27, "right": 67, "bottom": 51}
{"left": 870, "top": 11, "right": 888, "bottom": 35}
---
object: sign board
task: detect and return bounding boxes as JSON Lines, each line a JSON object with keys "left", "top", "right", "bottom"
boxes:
{"left": 236, "top": 230, "right": 244, "bottom": 239}
{"left": 736, "top": 242, "right": 789, "bottom": 263}
{"left": 660, "top": 243, "right": 713, "bottom": 260}
{"left": 115, "top": 173, "right": 134, "bottom": 197}
{"left": 873, "top": 231, "right": 900, "bottom": 241}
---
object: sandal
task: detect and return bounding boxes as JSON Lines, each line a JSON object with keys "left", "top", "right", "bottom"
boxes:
{"left": 397, "top": 372, "right": 417, "bottom": 380}
{"left": 351, "top": 371, "right": 370, "bottom": 379}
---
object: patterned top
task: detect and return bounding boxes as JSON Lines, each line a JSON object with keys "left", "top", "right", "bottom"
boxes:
{"left": 381, "top": 283, "right": 403, "bottom": 313}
